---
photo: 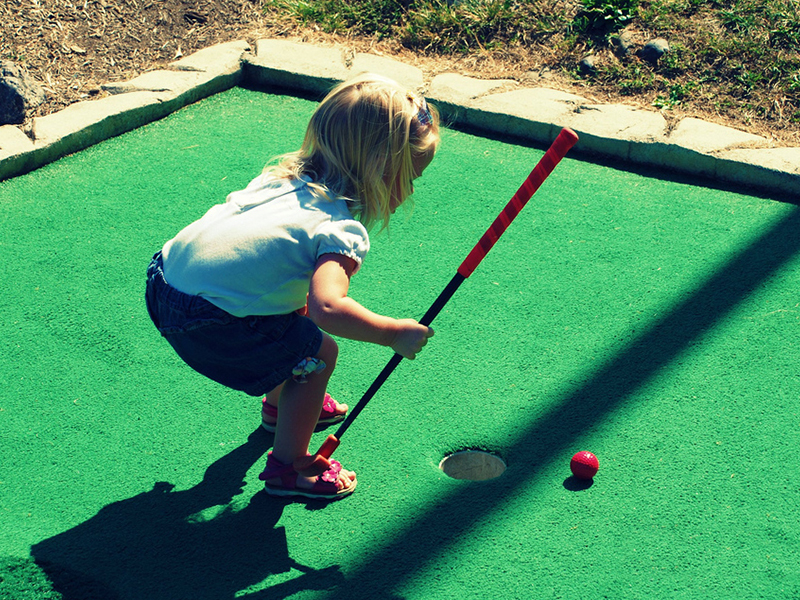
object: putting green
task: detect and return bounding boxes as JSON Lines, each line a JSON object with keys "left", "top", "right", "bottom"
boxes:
{"left": 1, "top": 87, "right": 798, "bottom": 600}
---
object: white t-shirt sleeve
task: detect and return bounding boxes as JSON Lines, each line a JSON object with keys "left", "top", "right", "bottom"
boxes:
{"left": 315, "top": 218, "right": 370, "bottom": 272}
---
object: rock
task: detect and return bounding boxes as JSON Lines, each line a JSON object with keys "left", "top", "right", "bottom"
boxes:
{"left": 638, "top": 38, "right": 670, "bottom": 64}
{"left": 579, "top": 55, "right": 597, "bottom": 75}
{"left": 0, "top": 61, "right": 46, "bottom": 125}
{"left": 611, "top": 30, "right": 637, "bottom": 57}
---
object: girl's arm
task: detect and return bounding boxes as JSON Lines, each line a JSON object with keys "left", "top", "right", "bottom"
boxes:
{"left": 308, "top": 253, "right": 433, "bottom": 359}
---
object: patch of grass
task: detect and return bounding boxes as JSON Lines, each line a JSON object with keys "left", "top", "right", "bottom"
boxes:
{"left": 573, "top": 0, "right": 640, "bottom": 35}
{"left": 653, "top": 80, "right": 698, "bottom": 109}
{"left": 265, "top": 0, "right": 570, "bottom": 52}
{"left": 264, "top": 0, "right": 800, "bottom": 136}
{"left": 265, "top": 0, "right": 407, "bottom": 38}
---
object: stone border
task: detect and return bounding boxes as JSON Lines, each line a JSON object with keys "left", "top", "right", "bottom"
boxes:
{"left": 2, "top": 38, "right": 799, "bottom": 199}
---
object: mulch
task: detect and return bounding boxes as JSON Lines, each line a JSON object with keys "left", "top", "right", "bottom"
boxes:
{"left": 0, "top": 0, "right": 275, "bottom": 118}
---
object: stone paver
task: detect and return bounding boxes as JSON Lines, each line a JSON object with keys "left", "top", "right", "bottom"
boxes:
{"left": 1, "top": 38, "right": 797, "bottom": 199}
{"left": 0, "top": 40, "right": 247, "bottom": 181}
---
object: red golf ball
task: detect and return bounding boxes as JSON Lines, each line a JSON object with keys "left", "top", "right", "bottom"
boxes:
{"left": 570, "top": 451, "right": 599, "bottom": 480}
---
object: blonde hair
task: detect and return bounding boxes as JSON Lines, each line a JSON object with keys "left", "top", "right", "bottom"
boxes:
{"left": 264, "top": 73, "right": 440, "bottom": 230}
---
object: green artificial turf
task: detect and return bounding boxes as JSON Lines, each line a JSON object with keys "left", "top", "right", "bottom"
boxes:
{"left": 1, "top": 87, "right": 798, "bottom": 600}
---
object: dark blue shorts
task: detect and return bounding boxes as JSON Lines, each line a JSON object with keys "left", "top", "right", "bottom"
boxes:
{"left": 145, "top": 252, "right": 323, "bottom": 396}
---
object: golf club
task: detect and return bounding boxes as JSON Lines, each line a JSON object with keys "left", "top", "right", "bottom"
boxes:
{"left": 294, "top": 127, "right": 580, "bottom": 476}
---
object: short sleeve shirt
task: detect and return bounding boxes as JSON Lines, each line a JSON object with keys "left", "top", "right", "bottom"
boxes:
{"left": 161, "top": 174, "right": 370, "bottom": 317}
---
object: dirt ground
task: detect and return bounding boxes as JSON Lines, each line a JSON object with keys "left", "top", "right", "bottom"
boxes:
{"left": 1, "top": 0, "right": 796, "bottom": 146}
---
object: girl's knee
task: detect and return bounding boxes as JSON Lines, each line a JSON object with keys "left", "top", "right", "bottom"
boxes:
{"left": 318, "top": 333, "right": 339, "bottom": 369}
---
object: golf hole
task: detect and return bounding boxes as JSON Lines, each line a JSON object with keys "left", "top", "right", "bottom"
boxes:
{"left": 439, "top": 450, "right": 506, "bottom": 481}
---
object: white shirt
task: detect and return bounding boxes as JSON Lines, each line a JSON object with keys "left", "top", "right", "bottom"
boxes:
{"left": 161, "top": 174, "right": 370, "bottom": 317}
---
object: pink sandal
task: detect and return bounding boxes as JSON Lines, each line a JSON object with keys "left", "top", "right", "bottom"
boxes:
{"left": 261, "top": 393, "right": 347, "bottom": 433}
{"left": 258, "top": 452, "right": 356, "bottom": 499}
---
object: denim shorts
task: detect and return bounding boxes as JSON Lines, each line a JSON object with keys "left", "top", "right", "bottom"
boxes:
{"left": 145, "top": 252, "right": 323, "bottom": 396}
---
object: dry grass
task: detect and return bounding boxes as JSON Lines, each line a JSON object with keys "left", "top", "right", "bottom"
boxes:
{"left": 1, "top": 0, "right": 274, "bottom": 118}
{"left": 1, "top": 0, "right": 798, "bottom": 146}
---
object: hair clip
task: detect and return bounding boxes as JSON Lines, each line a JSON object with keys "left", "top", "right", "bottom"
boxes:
{"left": 417, "top": 97, "right": 433, "bottom": 126}
{"left": 408, "top": 92, "right": 433, "bottom": 127}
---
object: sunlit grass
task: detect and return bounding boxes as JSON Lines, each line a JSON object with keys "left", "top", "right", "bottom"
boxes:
{"left": 264, "top": 0, "right": 800, "bottom": 131}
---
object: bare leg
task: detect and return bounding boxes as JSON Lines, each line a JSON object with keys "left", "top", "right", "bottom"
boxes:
{"left": 264, "top": 383, "right": 283, "bottom": 409}
{"left": 270, "top": 333, "right": 355, "bottom": 492}
{"left": 262, "top": 358, "right": 347, "bottom": 426}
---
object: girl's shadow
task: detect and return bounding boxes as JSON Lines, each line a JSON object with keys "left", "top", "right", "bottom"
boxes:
{"left": 31, "top": 428, "right": 344, "bottom": 600}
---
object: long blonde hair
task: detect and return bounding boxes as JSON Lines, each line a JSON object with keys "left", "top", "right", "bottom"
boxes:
{"left": 264, "top": 74, "right": 440, "bottom": 230}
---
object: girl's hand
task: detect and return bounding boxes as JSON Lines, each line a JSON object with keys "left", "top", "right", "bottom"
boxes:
{"left": 390, "top": 319, "right": 434, "bottom": 360}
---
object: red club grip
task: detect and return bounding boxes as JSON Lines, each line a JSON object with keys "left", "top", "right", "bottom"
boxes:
{"left": 318, "top": 434, "right": 340, "bottom": 458}
{"left": 457, "top": 127, "right": 579, "bottom": 278}
{"left": 293, "top": 434, "right": 341, "bottom": 477}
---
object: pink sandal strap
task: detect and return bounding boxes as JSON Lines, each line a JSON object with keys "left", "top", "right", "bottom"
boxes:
{"left": 258, "top": 452, "right": 354, "bottom": 499}
{"left": 321, "top": 393, "right": 338, "bottom": 416}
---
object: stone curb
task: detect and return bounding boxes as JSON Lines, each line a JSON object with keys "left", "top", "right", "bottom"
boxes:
{"left": 0, "top": 40, "right": 248, "bottom": 181}
{"left": 1, "top": 38, "right": 798, "bottom": 200}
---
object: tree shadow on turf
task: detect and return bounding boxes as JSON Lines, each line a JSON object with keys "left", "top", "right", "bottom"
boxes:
{"left": 313, "top": 204, "right": 800, "bottom": 599}
{"left": 30, "top": 428, "right": 345, "bottom": 600}
{"left": 444, "top": 120, "right": 799, "bottom": 208}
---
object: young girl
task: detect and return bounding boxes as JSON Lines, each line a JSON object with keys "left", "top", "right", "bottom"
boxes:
{"left": 145, "top": 74, "right": 439, "bottom": 500}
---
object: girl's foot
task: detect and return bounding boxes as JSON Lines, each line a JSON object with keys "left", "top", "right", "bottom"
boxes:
{"left": 261, "top": 393, "right": 348, "bottom": 433}
{"left": 258, "top": 452, "right": 357, "bottom": 499}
